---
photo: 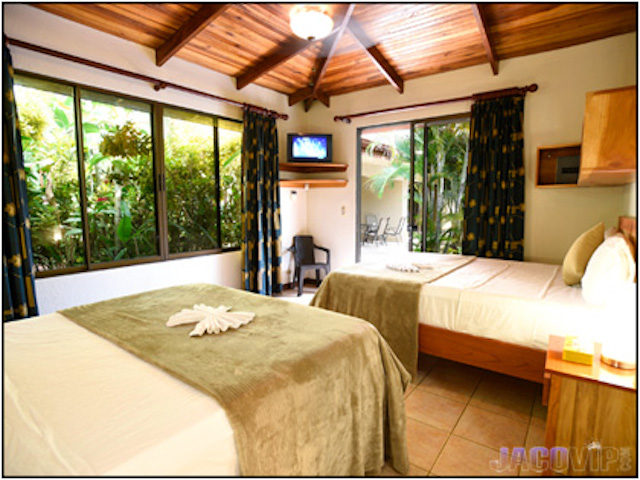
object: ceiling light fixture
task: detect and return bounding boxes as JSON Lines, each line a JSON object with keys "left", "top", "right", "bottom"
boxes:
{"left": 290, "top": 5, "right": 334, "bottom": 42}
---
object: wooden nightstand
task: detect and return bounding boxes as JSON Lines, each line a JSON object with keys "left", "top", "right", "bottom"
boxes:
{"left": 543, "top": 335, "right": 637, "bottom": 476}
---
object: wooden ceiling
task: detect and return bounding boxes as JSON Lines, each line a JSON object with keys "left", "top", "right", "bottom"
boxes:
{"left": 34, "top": 3, "right": 637, "bottom": 111}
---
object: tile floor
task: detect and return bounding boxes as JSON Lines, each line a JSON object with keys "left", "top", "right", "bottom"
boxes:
{"left": 383, "top": 354, "right": 547, "bottom": 477}
{"left": 277, "top": 287, "right": 548, "bottom": 477}
{"left": 275, "top": 285, "right": 317, "bottom": 304}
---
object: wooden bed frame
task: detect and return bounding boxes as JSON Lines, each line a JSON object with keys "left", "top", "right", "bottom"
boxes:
{"left": 418, "top": 216, "right": 637, "bottom": 385}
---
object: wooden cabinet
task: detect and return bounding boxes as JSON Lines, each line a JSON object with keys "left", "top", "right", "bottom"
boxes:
{"left": 279, "top": 162, "right": 349, "bottom": 189}
{"left": 578, "top": 86, "right": 637, "bottom": 186}
{"left": 536, "top": 144, "right": 581, "bottom": 188}
{"left": 544, "top": 336, "right": 637, "bottom": 476}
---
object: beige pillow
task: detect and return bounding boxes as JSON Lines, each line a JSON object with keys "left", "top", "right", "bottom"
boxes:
{"left": 562, "top": 222, "right": 605, "bottom": 286}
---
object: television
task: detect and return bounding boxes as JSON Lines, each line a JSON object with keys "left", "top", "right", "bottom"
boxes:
{"left": 287, "top": 133, "right": 332, "bottom": 163}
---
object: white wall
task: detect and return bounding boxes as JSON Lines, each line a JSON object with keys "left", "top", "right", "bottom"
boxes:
{"left": 296, "top": 32, "right": 637, "bottom": 266}
{"left": 4, "top": 4, "right": 308, "bottom": 312}
{"left": 279, "top": 187, "right": 308, "bottom": 284}
{"left": 35, "top": 253, "right": 242, "bottom": 314}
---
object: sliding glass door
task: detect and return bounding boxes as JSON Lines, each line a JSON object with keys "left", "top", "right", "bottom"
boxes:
{"left": 409, "top": 116, "right": 469, "bottom": 253}
{"left": 357, "top": 115, "right": 469, "bottom": 262}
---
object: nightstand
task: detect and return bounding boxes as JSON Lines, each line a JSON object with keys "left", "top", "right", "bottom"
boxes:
{"left": 543, "top": 335, "right": 637, "bottom": 476}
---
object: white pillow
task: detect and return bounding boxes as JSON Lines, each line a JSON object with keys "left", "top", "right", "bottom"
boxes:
{"left": 581, "top": 233, "right": 636, "bottom": 306}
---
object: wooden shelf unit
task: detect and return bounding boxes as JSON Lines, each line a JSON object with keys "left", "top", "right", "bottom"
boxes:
{"left": 279, "top": 162, "right": 348, "bottom": 173}
{"left": 579, "top": 85, "right": 637, "bottom": 186}
{"left": 536, "top": 144, "right": 581, "bottom": 188}
{"left": 279, "top": 162, "right": 349, "bottom": 189}
{"left": 280, "top": 179, "right": 348, "bottom": 189}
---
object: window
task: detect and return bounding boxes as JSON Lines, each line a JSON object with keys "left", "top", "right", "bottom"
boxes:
{"left": 80, "top": 90, "right": 159, "bottom": 263}
{"left": 358, "top": 115, "right": 469, "bottom": 262}
{"left": 14, "top": 73, "right": 243, "bottom": 276}
{"left": 15, "top": 77, "right": 84, "bottom": 272}
{"left": 164, "top": 108, "right": 218, "bottom": 253}
{"left": 218, "top": 119, "right": 242, "bottom": 249}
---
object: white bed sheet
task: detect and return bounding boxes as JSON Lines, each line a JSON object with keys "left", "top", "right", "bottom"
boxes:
{"left": 418, "top": 257, "right": 608, "bottom": 350}
{"left": 3, "top": 313, "right": 239, "bottom": 476}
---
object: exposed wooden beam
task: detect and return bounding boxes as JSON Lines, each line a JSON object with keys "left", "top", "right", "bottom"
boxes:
{"left": 289, "top": 4, "right": 356, "bottom": 108}
{"left": 236, "top": 35, "right": 320, "bottom": 90}
{"left": 347, "top": 18, "right": 404, "bottom": 93}
{"left": 303, "top": 98, "right": 314, "bottom": 112}
{"left": 471, "top": 3, "right": 499, "bottom": 75}
{"left": 316, "top": 90, "right": 330, "bottom": 108}
{"left": 156, "top": 4, "right": 229, "bottom": 67}
{"left": 289, "top": 87, "right": 313, "bottom": 106}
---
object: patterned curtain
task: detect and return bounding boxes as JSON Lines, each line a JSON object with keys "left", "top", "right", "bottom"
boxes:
{"left": 241, "top": 109, "right": 282, "bottom": 295}
{"left": 462, "top": 95, "right": 525, "bottom": 260}
{"left": 3, "top": 42, "right": 38, "bottom": 321}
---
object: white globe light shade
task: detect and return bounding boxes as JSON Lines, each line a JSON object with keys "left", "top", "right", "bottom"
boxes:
{"left": 290, "top": 7, "right": 334, "bottom": 41}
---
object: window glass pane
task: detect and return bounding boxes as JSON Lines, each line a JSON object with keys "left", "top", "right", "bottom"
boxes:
{"left": 219, "top": 121, "right": 242, "bottom": 248}
{"left": 80, "top": 90, "right": 158, "bottom": 264}
{"left": 14, "top": 76, "right": 85, "bottom": 272}
{"left": 163, "top": 107, "right": 218, "bottom": 253}
{"left": 425, "top": 120, "right": 469, "bottom": 254}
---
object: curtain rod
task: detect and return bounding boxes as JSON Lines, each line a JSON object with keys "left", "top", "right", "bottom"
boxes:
{"left": 5, "top": 37, "right": 289, "bottom": 120}
{"left": 334, "top": 84, "right": 538, "bottom": 123}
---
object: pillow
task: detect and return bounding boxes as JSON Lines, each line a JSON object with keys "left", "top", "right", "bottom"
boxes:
{"left": 562, "top": 222, "right": 605, "bottom": 286}
{"left": 604, "top": 226, "right": 620, "bottom": 239}
{"left": 581, "top": 233, "right": 636, "bottom": 306}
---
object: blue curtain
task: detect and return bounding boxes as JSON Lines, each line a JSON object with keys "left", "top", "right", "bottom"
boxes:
{"left": 241, "top": 109, "right": 282, "bottom": 295}
{"left": 462, "top": 95, "right": 525, "bottom": 260}
{"left": 3, "top": 42, "right": 38, "bottom": 321}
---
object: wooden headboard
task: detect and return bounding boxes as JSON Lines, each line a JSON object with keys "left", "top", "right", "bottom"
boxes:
{"left": 619, "top": 216, "right": 637, "bottom": 257}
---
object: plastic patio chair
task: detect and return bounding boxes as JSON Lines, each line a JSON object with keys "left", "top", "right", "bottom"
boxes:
{"left": 289, "top": 235, "right": 331, "bottom": 296}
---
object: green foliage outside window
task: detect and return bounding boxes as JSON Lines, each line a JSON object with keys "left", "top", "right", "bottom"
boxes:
{"left": 15, "top": 75, "right": 243, "bottom": 275}
{"left": 164, "top": 113, "right": 218, "bottom": 253}
{"left": 16, "top": 85, "right": 84, "bottom": 271}
{"left": 219, "top": 127, "right": 242, "bottom": 248}
{"left": 81, "top": 96, "right": 158, "bottom": 263}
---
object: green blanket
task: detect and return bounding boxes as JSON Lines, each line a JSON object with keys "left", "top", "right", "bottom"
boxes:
{"left": 310, "top": 255, "right": 475, "bottom": 378}
{"left": 60, "top": 283, "right": 410, "bottom": 476}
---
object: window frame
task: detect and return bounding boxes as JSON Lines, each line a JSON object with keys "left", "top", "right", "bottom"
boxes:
{"left": 14, "top": 70, "right": 243, "bottom": 278}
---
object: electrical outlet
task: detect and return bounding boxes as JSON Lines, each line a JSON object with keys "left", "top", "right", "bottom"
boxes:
{"left": 341, "top": 205, "right": 346, "bottom": 216}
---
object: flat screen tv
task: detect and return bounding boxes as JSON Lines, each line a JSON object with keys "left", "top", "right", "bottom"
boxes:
{"left": 287, "top": 133, "right": 332, "bottom": 163}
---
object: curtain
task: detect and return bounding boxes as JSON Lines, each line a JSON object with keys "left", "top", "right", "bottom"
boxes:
{"left": 241, "top": 109, "right": 282, "bottom": 295}
{"left": 462, "top": 95, "right": 525, "bottom": 260}
{"left": 3, "top": 42, "right": 38, "bottom": 321}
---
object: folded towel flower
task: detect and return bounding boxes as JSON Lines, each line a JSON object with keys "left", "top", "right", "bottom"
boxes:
{"left": 166, "top": 304, "right": 255, "bottom": 337}
{"left": 386, "top": 263, "right": 420, "bottom": 273}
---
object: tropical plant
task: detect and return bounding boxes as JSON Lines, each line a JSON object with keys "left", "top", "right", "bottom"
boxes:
{"left": 18, "top": 87, "right": 85, "bottom": 271}
{"left": 163, "top": 120, "right": 243, "bottom": 252}
{"left": 365, "top": 122, "right": 469, "bottom": 253}
{"left": 83, "top": 116, "right": 157, "bottom": 263}
{"left": 219, "top": 133, "right": 242, "bottom": 248}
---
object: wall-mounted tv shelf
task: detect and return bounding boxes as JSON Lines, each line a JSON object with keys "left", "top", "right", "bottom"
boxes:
{"left": 280, "top": 179, "right": 348, "bottom": 188}
{"left": 279, "top": 162, "right": 348, "bottom": 173}
{"left": 279, "top": 162, "right": 349, "bottom": 189}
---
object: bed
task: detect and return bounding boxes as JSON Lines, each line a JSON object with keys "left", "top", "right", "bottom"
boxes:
{"left": 4, "top": 283, "right": 410, "bottom": 476}
{"left": 312, "top": 217, "right": 637, "bottom": 384}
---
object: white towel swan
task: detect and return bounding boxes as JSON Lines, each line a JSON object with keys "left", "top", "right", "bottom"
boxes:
{"left": 166, "top": 304, "right": 255, "bottom": 337}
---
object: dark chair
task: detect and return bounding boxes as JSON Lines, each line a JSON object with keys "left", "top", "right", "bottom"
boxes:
{"left": 362, "top": 215, "right": 378, "bottom": 244}
{"left": 289, "top": 235, "right": 331, "bottom": 296}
